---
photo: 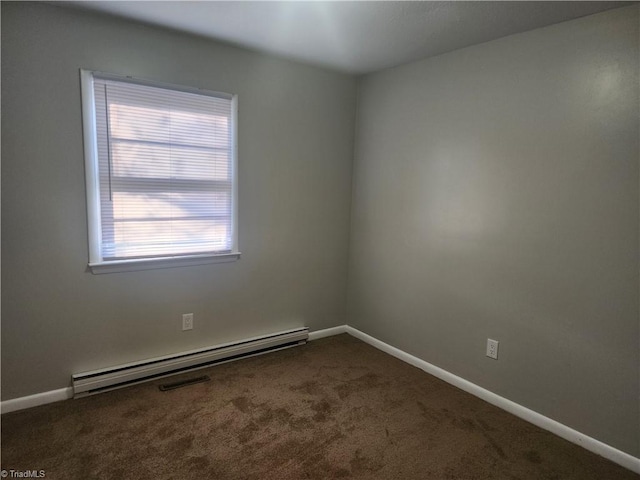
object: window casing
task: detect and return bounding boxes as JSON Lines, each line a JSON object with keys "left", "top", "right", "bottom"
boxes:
{"left": 81, "top": 70, "right": 239, "bottom": 273}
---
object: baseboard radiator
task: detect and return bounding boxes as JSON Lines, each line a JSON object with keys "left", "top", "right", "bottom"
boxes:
{"left": 72, "top": 327, "right": 309, "bottom": 398}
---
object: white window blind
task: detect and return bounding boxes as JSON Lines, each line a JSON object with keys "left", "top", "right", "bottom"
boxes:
{"left": 81, "top": 71, "right": 239, "bottom": 272}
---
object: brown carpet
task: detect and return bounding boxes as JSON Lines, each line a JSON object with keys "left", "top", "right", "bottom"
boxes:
{"left": 1, "top": 334, "right": 637, "bottom": 479}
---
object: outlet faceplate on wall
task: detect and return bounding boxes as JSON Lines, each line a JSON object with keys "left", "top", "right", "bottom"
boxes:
{"left": 182, "top": 313, "right": 194, "bottom": 331}
{"left": 486, "top": 338, "right": 499, "bottom": 359}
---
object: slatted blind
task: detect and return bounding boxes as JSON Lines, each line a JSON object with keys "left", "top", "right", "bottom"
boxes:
{"left": 91, "top": 75, "right": 235, "bottom": 261}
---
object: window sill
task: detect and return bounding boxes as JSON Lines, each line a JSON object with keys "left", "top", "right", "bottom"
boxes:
{"left": 89, "top": 252, "right": 241, "bottom": 274}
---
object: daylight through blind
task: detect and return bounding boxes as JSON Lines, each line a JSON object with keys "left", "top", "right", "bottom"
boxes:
{"left": 92, "top": 76, "right": 234, "bottom": 260}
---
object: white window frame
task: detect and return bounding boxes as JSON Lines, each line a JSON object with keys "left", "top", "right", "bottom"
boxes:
{"left": 80, "top": 70, "right": 240, "bottom": 274}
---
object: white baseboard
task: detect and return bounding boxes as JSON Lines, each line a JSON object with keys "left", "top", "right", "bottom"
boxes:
{"left": 1, "top": 387, "right": 73, "bottom": 414}
{"left": 345, "top": 325, "right": 640, "bottom": 474}
{"left": 308, "top": 325, "right": 347, "bottom": 341}
{"left": 2, "top": 324, "right": 638, "bottom": 474}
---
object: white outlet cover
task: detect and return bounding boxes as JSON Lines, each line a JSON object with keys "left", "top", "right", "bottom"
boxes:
{"left": 486, "top": 338, "right": 499, "bottom": 359}
{"left": 182, "top": 313, "right": 194, "bottom": 331}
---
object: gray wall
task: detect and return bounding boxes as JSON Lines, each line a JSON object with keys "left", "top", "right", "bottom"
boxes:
{"left": 1, "top": 3, "right": 356, "bottom": 399}
{"left": 3, "top": 0, "right": 639, "bottom": 460}
{"left": 347, "top": 6, "right": 639, "bottom": 457}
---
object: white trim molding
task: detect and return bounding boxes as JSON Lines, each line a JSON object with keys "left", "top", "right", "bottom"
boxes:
{"left": 344, "top": 325, "right": 640, "bottom": 475}
{"left": 89, "top": 252, "right": 241, "bottom": 274}
{"left": 308, "top": 325, "right": 347, "bottom": 341}
{"left": 1, "top": 387, "right": 73, "bottom": 414}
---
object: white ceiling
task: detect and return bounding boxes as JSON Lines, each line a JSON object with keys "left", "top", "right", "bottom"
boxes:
{"left": 61, "top": 1, "right": 632, "bottom": 74}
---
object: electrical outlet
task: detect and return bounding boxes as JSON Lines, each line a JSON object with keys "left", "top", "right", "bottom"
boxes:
{"left": 486, "top": 338, "right": 499, "bottom": 360}
{"left": 182, "top": 313, "right": 194, "bottom": 331}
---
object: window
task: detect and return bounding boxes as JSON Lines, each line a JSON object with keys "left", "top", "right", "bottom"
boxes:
{"left": 81, "top": 70, "right": 239, "bottom": 273}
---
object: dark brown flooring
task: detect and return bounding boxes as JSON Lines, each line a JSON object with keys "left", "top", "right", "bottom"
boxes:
{"left": 1, "top": 334, "right": 637, "bottom": 479}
